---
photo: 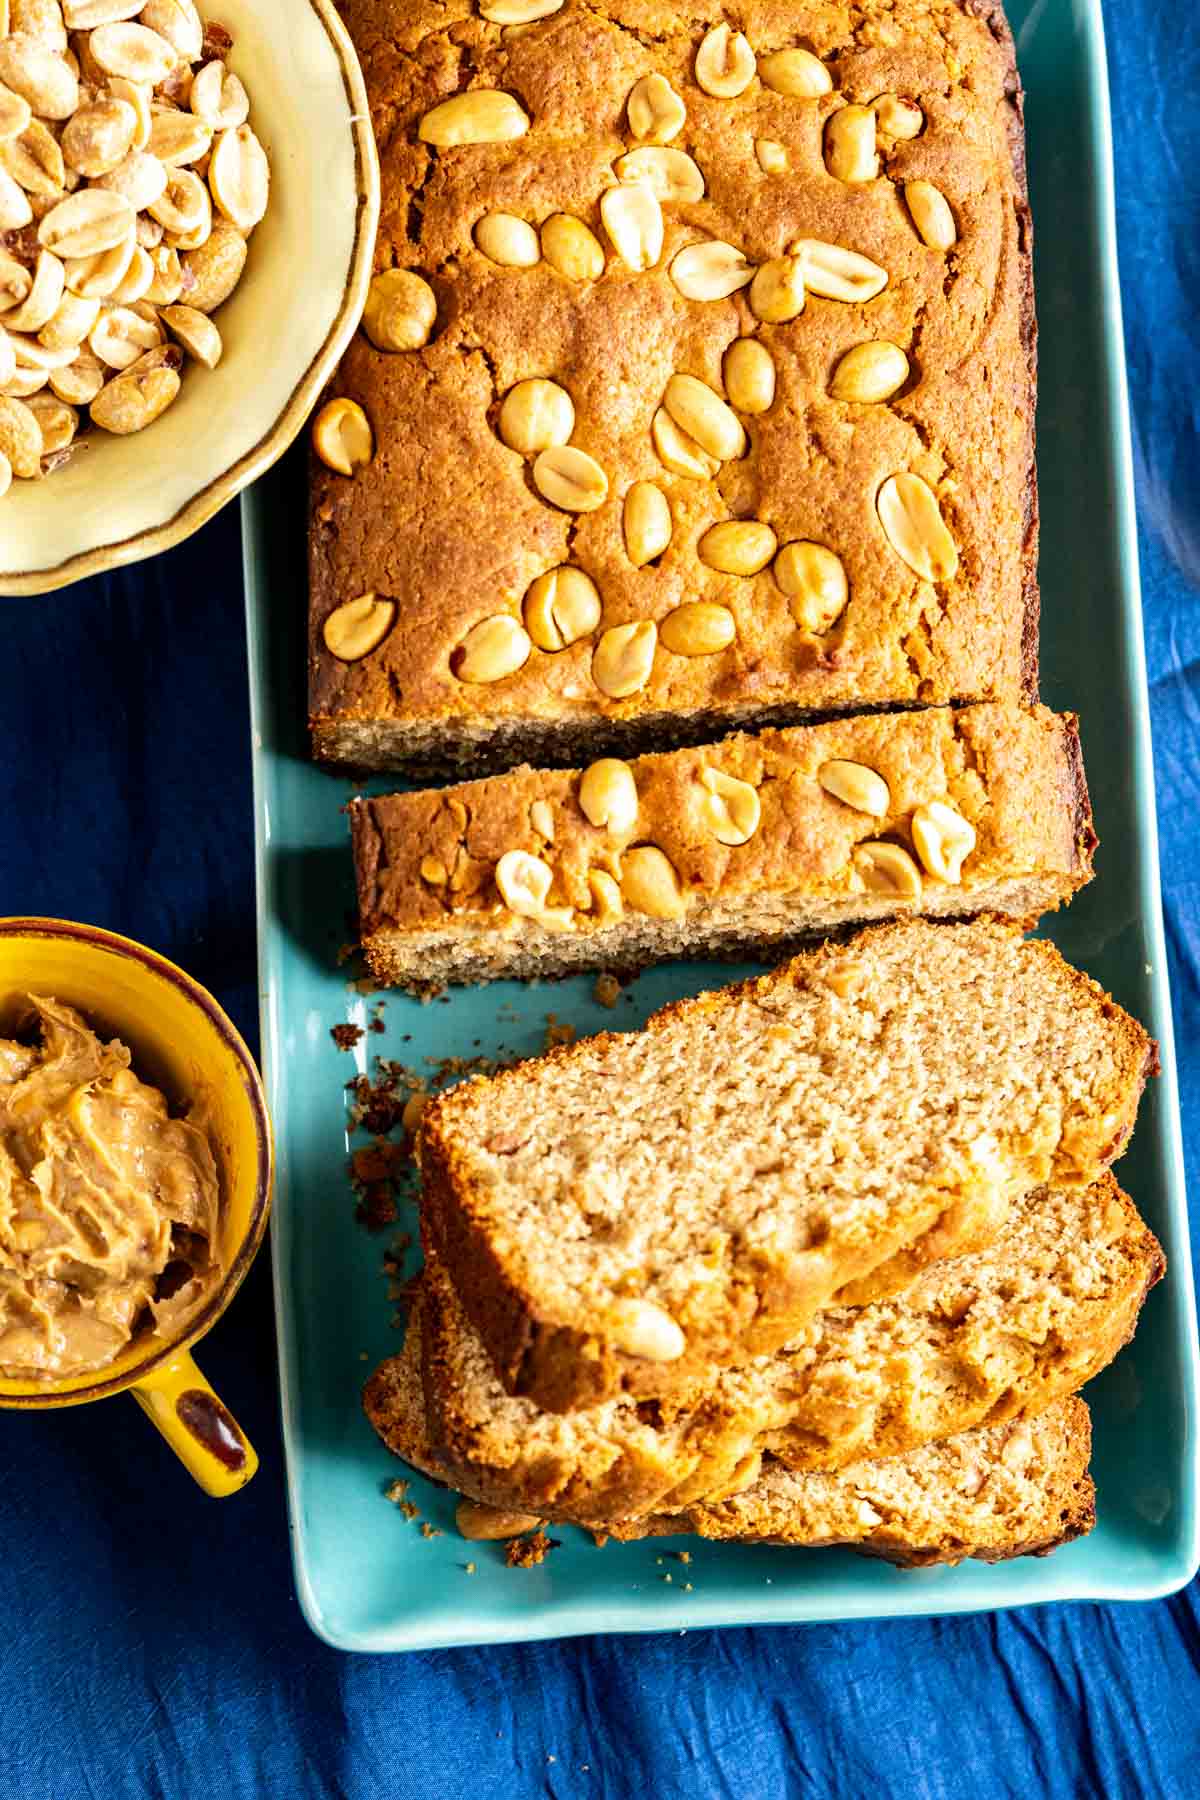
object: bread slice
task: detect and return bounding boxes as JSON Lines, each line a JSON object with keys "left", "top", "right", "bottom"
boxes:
{"left": 361, "top": 1310, "right": 1096, "bottom": 1571}
{"left": 419, "top": 918, "right": 1155, "bottom": 1410}
{"left": 351, "top": 704, "right": 1094, "bottom": 992}
{"left": 404, "top": 1177, "right": 1159, "bottom": 1523}
{"left": 606, "top": 1400, "right": 1097, "bottom": 1569}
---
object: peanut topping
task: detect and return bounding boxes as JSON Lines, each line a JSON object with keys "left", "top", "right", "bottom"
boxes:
{"left": 532, "top": 443, "right": 608, "bottom": 512}
{"left": 600, "top": 181, "right": 662, "bottom": 271}
{"left": 312, "top": 397, "right": 373, "bottom": 477}
{"left": 619, "top": 846, "right": 684, "bottom": 921}
{"left": 748, "top": 256, "right": 804, "bottom": 323}
{"left": 540, "top": 212, "right": 604, "bottom": 280}
{"left": 495, "top": 848, "right": 554, "bottom": 916}
{"left": 694, "top": 23, "right": 754, "bottom": 99}
{"left": 696, "top": 520, "right": 776, "bottom": 576}
{"left": 474, "top": 211, "right": 540, "bottom": 268}
{"left": 758, "top": 48, "right": 831, "bottom": 97}
{"left": 668, "top": 238, "right": 753, "bottom": 301}
{"left": 591, "top": 620, "right": 656, "bottom": 698}
{"left": 830, "top": 341, "right": 909, "bottom": 404}
{"left": 626, "top": 71, "right": 684, "bottom": 144}
{"left": 912, "top": 800, "right": 977, "bottom": 883}
{"left": 418, "top": 90, "right": 530, "bottom": 147}
{"left": 774, "top": 541, "right": 849, "bottom": 634}
{"left": 614, "top": 145, "right": 704, "bottom": 203}
{"left": 876, "top": 473, "right": 959, "bottom": 582}
{"left": 852, "top": 842, "right": 923, "bottom": 899}
{"left": 792, "top": 238, "right": 888, "bottom": 303}
{"left": 723, "top": 338, "right": 775, "bottom": 414}
{"left": 579, "top": 758, "right": 638, "bottom": 835}
{"left": 701, "top": 766, "right": 760, "bottom": 845}
{"left": 660, "top": 600, "right": 736, "bottom": 656}
{"left": 322, "top": 594, "right": 396, "bottom": 663}
{"left": 452, "top": 615, "right": 532, "bottom": 683}
{"left": 651, "top": 406, "right": 718, "bottom": 480}
{"left": 663, "top": 372, "right": 744, "bottom": 461}
{"left": 754, "top": 138, "right": 787, "bottom": 174}
{"left": 361, "top": 269, "right": 437, "bottom": 352}
{"left": 824, "top": 105, "right": 879, "bottom": 183}
{"left": 478, "top": 0, "right": 562, "bottom": 19}
{"left": 873, "top": 94, "right": 923, "bottom": 140}
{"left": 622, "top": 479, "right": 671, "bottom": 566}
{"left": 818, "top": 760, "right": 890, "bottom": 818}
{"left": 905, "top": 178, "right": 957, "bottom": 250}
{"left": 498, "top": 376, "right": 574, "bottom": 455}
{"left": 522, "top": 565, "right": 601, "bottom": 651}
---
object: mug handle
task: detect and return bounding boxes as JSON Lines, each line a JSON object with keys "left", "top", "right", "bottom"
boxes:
{"left": 130, "top": 1349, "right": 259, "bottom": 1497}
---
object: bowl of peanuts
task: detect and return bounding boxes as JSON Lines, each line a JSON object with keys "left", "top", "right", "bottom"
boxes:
{"left": 0, "top": 0, "right": 378, "bottom": 594}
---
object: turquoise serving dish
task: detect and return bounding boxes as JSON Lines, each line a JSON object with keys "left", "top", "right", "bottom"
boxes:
{"left": 244, "top": 0, "right": 1200, "bottom": 1651}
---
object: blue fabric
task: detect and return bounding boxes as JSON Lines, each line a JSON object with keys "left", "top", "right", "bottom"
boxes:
{"left": 1, "top": 3, "right": 1198, "bottom": 1793}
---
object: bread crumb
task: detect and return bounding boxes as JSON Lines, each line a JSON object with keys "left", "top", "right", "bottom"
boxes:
{"left": 384, "top": 1478, "right": 409, "bottom": 1505}
{"left": 662, "top": 1573, "right": 672, "bottom": 1584}
{"left": 420, "top": 1522, "right": 442, "bottom": 1539}
{"left": 593, "top": 973, "right": 621, "bottom": 1009}
{"left": 683, "top": 1582, "right": 693, "bottom": 1592}
{"left": 331, "top": 1022, "right": 364, "bottom": 1050}
{"left": 505, "top": 1529, "right": 560, "bottom": 1568}
{"left": 400, "top": 1501, "right": 420, "bottom": 1521}
{"left": 544, "top": 1014, "right": 575, "bottom": 1049}
{"left": 465, "top": 1561, "right": 477, "bottom": 1575}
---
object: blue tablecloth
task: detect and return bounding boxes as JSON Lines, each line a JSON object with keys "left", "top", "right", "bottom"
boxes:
{"left": 2, "top": 3, "right": 1198, "bottom": 1793}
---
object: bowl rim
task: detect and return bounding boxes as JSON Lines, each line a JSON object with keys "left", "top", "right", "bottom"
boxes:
{"left": 0, "top": 915, "right": 274, "bottom": 1406}
{"left": 0, "top": 0, "right": 380, "bottom": 599}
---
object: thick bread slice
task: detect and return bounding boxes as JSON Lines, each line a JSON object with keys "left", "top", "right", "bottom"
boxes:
{"left": 605, "top": 1400, "right": 1097, "bottom": 1569}
{"left": 419, "top": 918, "right": 1155, "bottom": 1410}
{"left": 351, "top": 704, "right": 1095, "bottom": 992}
{"left": 361, "top": 1313, "right": 1097, "bottom": 1570}
{"left": 408, "top": 1177, "right": 1159, "bottom": 1523}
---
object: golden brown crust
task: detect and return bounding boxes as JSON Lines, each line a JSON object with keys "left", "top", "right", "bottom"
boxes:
{"left": 352, "top": 703, "right": 1093, "bottom": 989}
{"left": 310, "top": 1, "right": 1039, "bottom": 772}
{"left": 419, "top": 917, "right": 1156, "bottom": 1411}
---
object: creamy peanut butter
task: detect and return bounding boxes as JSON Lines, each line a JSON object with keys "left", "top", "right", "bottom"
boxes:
{"left": 0, "top": 995, "right": 224, "bottom": 1381}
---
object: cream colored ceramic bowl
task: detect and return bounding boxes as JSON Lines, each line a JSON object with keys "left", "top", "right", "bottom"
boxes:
{"left": 0, "top": 0, "right": 379, "bottom": 596}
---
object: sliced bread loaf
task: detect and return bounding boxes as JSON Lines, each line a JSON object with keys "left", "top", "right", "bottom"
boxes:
{"left": 606, "top": 1400, "right": 1097, "bottom": 1569}
{"left": 361, "top": 1309, "right": 1096, "bottom": 1570}
{"left": 405, "top": 1177, "right": 1159, "bottom": 1523}
{"left": 419, "top": 918, "right": 1155, "bottom": 1410}
{"left": 351, "top": 704, "right": 1094, "bottom": 992}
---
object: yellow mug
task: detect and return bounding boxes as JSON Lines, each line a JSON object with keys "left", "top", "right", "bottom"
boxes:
{"left": 0, "top": 918, "right": 273, "bottom": 1496}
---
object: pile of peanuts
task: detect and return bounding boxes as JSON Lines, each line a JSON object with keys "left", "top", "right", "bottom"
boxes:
{"left": 0, "top": 0, "right": 270, "bottom": 497}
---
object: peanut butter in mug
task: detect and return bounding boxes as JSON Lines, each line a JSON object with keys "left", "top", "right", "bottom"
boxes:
{"left": 0, "top": 995, "right": 224, "bottom": 1380}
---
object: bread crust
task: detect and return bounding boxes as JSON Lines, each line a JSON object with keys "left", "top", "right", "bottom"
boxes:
{"left": 351, "top": 703, "right": 1095, "bottom": 992}
{"left": 310, "top": 1, "right": 1041, "bottom": 774}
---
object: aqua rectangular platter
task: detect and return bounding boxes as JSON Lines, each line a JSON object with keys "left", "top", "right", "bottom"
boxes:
{"left": 244, "top": 0, "right": 1200, "bottom": 1652}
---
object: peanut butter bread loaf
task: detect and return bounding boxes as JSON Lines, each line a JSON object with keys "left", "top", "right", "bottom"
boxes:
{"left": 418, "top": 918, "right": 1154, "bottom": 1411}
{"left": 389, "top": 1176, "right": 1160, "bottom": 1524}
{"left": 362, "top": 1307, "right": 1097, "bottom": 1569}
{"left": 311, "top": 0, "right": 1037, "bottom": 772}
{"left": 606, "top": 1400, "right": 1097, "bottom": 1566}
{"left": 353, "top": 703, "right": 1092, "bottom": 989}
